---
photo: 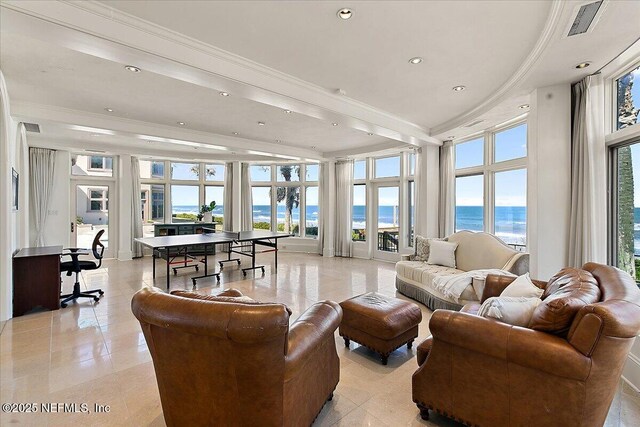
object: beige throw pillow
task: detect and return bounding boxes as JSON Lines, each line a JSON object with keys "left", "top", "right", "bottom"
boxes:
{"left": 427, "top": 240, "right": 458, "bottom": 268}
{"left": 478, "top": 296, "right": 541, "bottom": 327}
{"left": 414, "top": 236, "right": 447, "bottom": 261}
{"left": 500, "top": 273, "right": 543, "bottom": 299}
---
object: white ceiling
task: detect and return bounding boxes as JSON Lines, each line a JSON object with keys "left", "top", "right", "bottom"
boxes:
{"left": 1, "top": 0, "right": 639, "bottom": 159}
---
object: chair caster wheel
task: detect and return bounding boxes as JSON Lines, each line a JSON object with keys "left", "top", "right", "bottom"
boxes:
{"left": 195, "top": 266, "right": 199, "bottom": 272}
{"left": 99, "top": 291, "right": 104, "bottom": 296}
{"left": 61, "top": 302, "right": 67, "bottom": 308}
{"left": 93, "top": 297, "right": 100, "bottom": 302}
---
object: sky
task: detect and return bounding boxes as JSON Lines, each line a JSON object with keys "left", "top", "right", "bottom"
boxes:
{"left": 456, "top": 124, "right": 527, "bottom": 206}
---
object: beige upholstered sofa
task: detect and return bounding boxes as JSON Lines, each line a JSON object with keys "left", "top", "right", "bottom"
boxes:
{"left": 395, "top": 231, "right": 529, "bottom": 311}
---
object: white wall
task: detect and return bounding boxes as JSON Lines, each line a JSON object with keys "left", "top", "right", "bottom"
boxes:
{"left": 0, "top": 70, "right": 29, "bottom": 321}
{"left": 527, "top": 84, "right": 572, "bottom": 281}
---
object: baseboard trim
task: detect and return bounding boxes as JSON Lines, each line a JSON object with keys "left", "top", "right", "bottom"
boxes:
{"left": 117, "top": 250, "right": 133, "bottom": 261}
{"left": 622, "top": 352, "right": 640, "bottom": 392}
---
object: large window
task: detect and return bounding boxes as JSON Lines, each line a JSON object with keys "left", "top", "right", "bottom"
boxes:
{"left": 616, "top": 64, "right": 640, "bottom": 131}
{"left": 71, "top": 154, "right": 114, "bottom": 177}
{"left": 454, "top": 122, "right": 528, "bottom": 247}
{"left": 140, "top": 159, "right": 226, "bottom": 231}
{"left": 455, "top": 175, "right": 484, "bottom": 232}
{"left": 88, "top": 188, "right": 108, "bottom": 211}
{"left": 250, "top": 164, "right": 318, "bottom": 238}
{"left": 352, "top": 184, "right": 366, "bottom": 241}
{"left": 612, "top": 141, "right": 640, "bottom": 281}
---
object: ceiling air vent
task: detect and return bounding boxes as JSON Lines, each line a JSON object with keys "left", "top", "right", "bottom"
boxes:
{"left": 23, "top": 123, "right": 40, "bottom": 133}
{"left": 567, "top": 1, "right": 603, "bottom": 36}
{"left": 464, "top": 120, "right": 484, "bottom": 128}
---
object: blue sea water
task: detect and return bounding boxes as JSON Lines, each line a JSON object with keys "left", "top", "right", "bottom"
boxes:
{"left": 456, "top": 206, "right": 527, "bottom": 245}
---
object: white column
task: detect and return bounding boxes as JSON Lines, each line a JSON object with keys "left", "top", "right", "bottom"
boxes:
{"left": 416, "top": 144, "right": 440, "bottom": 238}
{"left": 232, "top": 161, "right": 241, "bottom": 231}
{"left": 117, "top": 154, "right": 133, "bottom": 260}
{"left": 527, "top": 84, "right": 572, "bottom": 280}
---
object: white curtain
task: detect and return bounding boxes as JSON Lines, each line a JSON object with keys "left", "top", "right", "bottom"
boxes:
{"left": 131, "top": 157, "right": 143, "bottom": 258}
{"left": 569, "top": 74, "right": 606, "bottom": 266}
{"left": 223, "top": 162, "right": 233, "bottom": 231}
{"left": 29, "top": 147, "right": 56, "bottom": 246}
{"left": 334, "top": 160, "right": 353, "bottom": 257}
{"left": 317, "top": 162, "right": 326, "bottom": 255}
{"left": 413, "top": 148, "right": 424, "bottom": 237}
{"left": 240, "top": 163, "right": 253, "bottom": 231}
{"left": 439, "top": 141, "right": 455, "bottom": 237}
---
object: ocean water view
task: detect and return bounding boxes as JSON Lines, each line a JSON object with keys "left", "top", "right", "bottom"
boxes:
{"left": 456, "top": 206, "right": 527, "bottom": 245}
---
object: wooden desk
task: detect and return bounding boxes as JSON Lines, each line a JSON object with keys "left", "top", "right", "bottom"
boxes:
{"left": 13, "top": 245, "right": 62, "bottom": 316}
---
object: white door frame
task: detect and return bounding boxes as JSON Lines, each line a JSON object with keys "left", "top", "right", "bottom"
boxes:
{"left": 70, "top": 180, "right": 117, "bottom": 258}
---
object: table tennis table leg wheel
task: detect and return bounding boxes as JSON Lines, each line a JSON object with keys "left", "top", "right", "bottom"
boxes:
{"left": 195, "top": 265, "right": 199, "bottom": 272}
{"left": 191, "top": 279, "right": 197, "bottom": 288}
{"left": 242, "top": 271, "right": 247, "bottom": 277}
{"left": 173, "top": 268, "right": 178, "bottom": 275}
{"left": 219, "top": 262, "right": 224, "bottom": 269}
{"left": 236, "top": 259, "right": 241, "bottom": 265}
{"left": 261, "top": 267, "right": 265, "bottom": 274}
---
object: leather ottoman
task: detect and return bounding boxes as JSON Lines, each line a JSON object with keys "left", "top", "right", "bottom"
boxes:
{"left": 339, "top": 292, "right": 422, "bottom": 365}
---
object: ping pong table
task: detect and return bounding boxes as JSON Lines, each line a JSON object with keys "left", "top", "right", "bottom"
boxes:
{"left": 135, "top": 229, "right": 293, "bottom": 290}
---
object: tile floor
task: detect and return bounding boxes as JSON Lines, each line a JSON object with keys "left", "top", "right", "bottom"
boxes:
{"left": 1, "top": 253, "right": 638, "bottom": 426}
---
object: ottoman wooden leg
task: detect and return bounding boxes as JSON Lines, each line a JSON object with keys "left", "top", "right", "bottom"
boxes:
{"left": 343, "top": 337, "right": 350, "bottom": 347}
{"left": 407, "top": 339, "right": 414, "bottom": 349}
{"left": 327, "top": 392, "right": 334, "bottom": 402}
{"left": 381, "top": 354, "right": 388, "bottom": 365}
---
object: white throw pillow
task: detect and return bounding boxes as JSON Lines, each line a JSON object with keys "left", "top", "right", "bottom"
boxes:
{"left": 414, "top": 236, "right": 446, "bottom": 261}
{"left": 500, "top": 273, "right": 543, "bottom": 299}
{"left": 427, "top": 240, "right": 458, "bottom": 268}
{"left": 478, "top": 296, "right": 541, "bottom": 327}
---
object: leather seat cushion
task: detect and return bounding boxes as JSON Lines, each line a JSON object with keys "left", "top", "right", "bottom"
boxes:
{"left": 529, "top": 268, "right": 601, "bottom": 337}
{"left": 340, "top": 292, "right": 422, "bottom": 340}
{"left": 171, "top": 290, "right": 293, "bottom": 314}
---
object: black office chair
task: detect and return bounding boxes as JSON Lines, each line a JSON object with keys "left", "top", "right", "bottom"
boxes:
{"left": 60, "top": 230, "right": 106, "bottom": 308}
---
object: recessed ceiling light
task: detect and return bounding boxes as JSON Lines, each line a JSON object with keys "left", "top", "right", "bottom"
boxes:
{"left": 91, "top": 134, "right": 102, "bottom": 137}
{"left": 518, "top": 104, "right": 530, "bottom": 110}
{"left": 452, "top": 85, "right": 466, "bottom": 92}
{"left": 337, "top": 8, "right": 353, "bottom": 20}
{"left": 232, "top": 132, "right": 239, "bottom": 135}
{"left": 276, "top": 139, "right": 281, "bottom": 143}
{"left": 124, "top": 65, "right": 141, "bottom": 73}
{"left": 409, "top": 57, "right": 423, "bottom": 65}
{"left": 257, "top": 121, "right": 265, "bottom": 126}
{"left": 104, "top": 108, "right": 114, "bottom": 112}
{"left": 284, "top": 109, "right": 292, "bottom": 114}
{"left": 311, "top": 146, "right": 317, "bottom": 149}
{"left": 367, "top": 132, "right": 374, "bottom": 136}
{"left": 177, "top": 121, "right": 186, "bottom": 126}
{"left": 332, "top": 123, "right": 338, "bottom": 126}
{"left": 219, "top": 91, "right": 229, "bottom": 96}
{"left": 575, "top": 62, "right": 591, "bottom": 69}
{"left": 448, "top": 136, "right": 456, "bottom": 139}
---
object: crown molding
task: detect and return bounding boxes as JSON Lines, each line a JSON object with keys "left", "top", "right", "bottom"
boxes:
{"left": 431, "top": 0, "right": 565, "bottom": 136}
{"left": 1, "top": 0, "right": 439, "bottom": 146}
{"left": 11, "top": 101, "right": 325, "bottom": 161}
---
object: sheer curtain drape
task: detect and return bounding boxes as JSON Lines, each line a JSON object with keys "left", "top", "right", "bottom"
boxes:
{"left": 413, "top": 148, "right": 424, "bottom": 237}
{"left": 334, "top": 160, "right": 353, "bottom": 257}
{"left": 240, "top": 163, "right": 253, "bottom": 231}
{"left": 131, "top": 157, "right": 143, "bottom": 258}
{"left": 317, "top": 162, "right": 326, "bottom": 255}
{"left": 569, "top": 74, "right": 606, "bottom": 266}
{"left": 224, "top": 162, "right": 233, "bottom": 231}
{"left": 29, "top": 147, "right": 56, "bottom": 246}
{"left": 439, "top": 141, "right": 455, "bottom": 238}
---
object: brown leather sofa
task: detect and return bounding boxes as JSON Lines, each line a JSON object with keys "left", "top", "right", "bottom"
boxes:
{"left": 412, "top": 262, "right": 640, "bottom": 427}
{"left": 131, "top": 287, "right": 343, "bottom": 427}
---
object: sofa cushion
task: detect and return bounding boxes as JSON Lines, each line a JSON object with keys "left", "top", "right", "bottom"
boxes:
{"left": 396, "top": 262, "right": 477, "bottom": 302}
{"left": 528, "top": 268, "right": 600, "bottom": 336}
{"left": 478, "top": 296, "right": 541, "bottom": 327}
{"left": 415, "top": 236, "right": 445, "bottom": 261}
{"left": 500, "top": 273, "right": 544, "bottom": 299}
{"left": 427, "top": 240, "right": 458, "bottom": 268}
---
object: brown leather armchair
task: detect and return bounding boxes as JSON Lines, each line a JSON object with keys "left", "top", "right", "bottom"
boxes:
{"left": 412, "top": 262, "right": 640, "bottom": 427}
{"left": 131, "top": 287, "right": 343, "bottom": 427}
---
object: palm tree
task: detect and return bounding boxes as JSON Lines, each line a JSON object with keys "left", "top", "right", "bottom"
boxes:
{"left": 616, "top": 72, "right": 638, "bottom": 277}
{"left": 275, "top": 165, "right": 300, "bottom": 233}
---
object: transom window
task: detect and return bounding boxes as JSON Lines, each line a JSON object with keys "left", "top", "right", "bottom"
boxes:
{"left": 616, "top": 64, "right": 640, "bottom": 131}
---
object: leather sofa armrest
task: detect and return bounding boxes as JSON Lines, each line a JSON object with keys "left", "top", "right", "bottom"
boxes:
{"left": 285, "top": 301, "right": 342, "bottom": 380}
{"left": 217, "top": 288, "right": 243, "bottom": 297}
{"left": 416, "top": 337, "right": 433, "bottom": 366}
{"left": 430, "top": 310, "right": 590, "bottom": 381}
{"left": 480, "top": 274, "right": 517, "bottom": 302}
